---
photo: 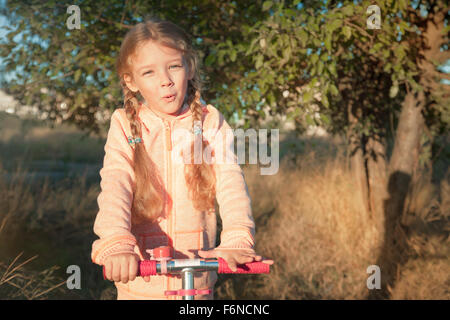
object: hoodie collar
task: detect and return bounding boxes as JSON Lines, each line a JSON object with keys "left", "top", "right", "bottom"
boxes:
{"left": 139, "top": 101, "right": 192, "bottom": 121}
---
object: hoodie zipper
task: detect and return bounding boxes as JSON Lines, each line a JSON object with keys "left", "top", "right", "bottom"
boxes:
{"left": 164, "top": 120, "right": 172, "bottom": 151}
{"left": 163, "top": 119, "right": 173, "bottom": 243}
{"left": 163, "top": 119, "right": 175, "bottom": 299}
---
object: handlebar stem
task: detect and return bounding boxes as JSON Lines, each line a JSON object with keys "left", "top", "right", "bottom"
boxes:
{"left": 150, "top": 258, "right": 219, "bottom": 275}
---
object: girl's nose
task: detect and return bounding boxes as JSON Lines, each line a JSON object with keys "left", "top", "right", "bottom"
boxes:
{"left": 160, "top": 72, "right": 174, "bottom": 87}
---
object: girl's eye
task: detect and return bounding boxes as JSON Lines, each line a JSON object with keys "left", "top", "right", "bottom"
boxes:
{"left": 143, "top": 65, "right": 182, "bottom": 75}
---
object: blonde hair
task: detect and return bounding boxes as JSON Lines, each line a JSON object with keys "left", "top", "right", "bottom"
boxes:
{"left": 115, "top": 17, "right": 216, "bottom": 225}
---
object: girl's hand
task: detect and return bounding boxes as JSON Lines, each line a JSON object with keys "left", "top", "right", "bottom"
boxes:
{"left": 103, "top": 253, "right": 151, "bottom": 284}
{"left": 198, "top": 248, "right": 274, "bottom": 272}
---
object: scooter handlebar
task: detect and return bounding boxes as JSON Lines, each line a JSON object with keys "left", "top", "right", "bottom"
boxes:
{"left": 103, "top": 258, "right": 270, "bottom": 279}
{"left": 217, "top": 258, "right": 270, "bottom": 274}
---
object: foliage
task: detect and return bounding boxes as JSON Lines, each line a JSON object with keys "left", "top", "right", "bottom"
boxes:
{"left": 0, "top": 1, "right": 448, "bottom": 137}
{"left": 222, "top": 0, "right": 449, "bottom": 138}
{"left": 0, "top": 0, "right": 268, "bottom": 133}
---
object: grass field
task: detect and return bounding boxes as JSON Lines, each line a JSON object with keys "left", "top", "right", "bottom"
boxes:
{"left": 0, "top": 111, "right": 448, "bottom": 300}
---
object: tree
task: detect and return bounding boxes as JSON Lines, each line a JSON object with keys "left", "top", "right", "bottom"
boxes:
{"left": 1, "top": 0, "right": 448, "bottom": 298}
{"left": 215, "top": 0, "right": 448, "bottom": 297}
{"left": 0, "top": 0, "right": 268, "bottom": 132}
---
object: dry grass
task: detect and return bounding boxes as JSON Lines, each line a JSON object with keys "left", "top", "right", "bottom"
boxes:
{"left": 389, "top": 174, "right": 449, "bottom": 299}
{"left": 0, "top": 112, "right": 105, "bottom": 170}
{"left": 0, "top": 251, "right": 66, "bottom": 300}
{"left": 216, "top": 142, "right": 449, "bottom": 300}
{"left": 390, "top": 237, "right": 449, "bottom": 299}
{"left": 217, "top": 150, "right": 382, "bottom": 299}
{"left": 0, "top": 111, "right": 448, "bottom": 299}
{"left": 0, "top": 211, "right": 66, "bottom": 299}
{"left": 0, "top": 162, "right": 112, "bottom": 300}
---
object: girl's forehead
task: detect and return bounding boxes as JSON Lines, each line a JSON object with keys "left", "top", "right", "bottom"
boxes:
{"left": 132, "top": 40, "right": 183, "bottom": 68}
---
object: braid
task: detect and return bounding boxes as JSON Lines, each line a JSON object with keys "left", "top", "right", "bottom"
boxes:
{"left": 121, "top": 78, "right": 142, "bottom": 140}
{"left": 119, "top": 79, "right": 165, "bottom": 225}
{"left": 190, "top": 89, "right": 203, "bottom": 123}
{"left": 184, "top": 84, "right": 216, "bottom": 212}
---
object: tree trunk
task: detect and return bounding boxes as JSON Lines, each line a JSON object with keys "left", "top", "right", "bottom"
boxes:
{"left": 388, "top": 89, "right": 425, "bottom": 219}
{"left": 369, "top": 6, "right": 447, "bottom": 299}
{"left": 366, "top": 134, "right": 388, "bottom": 236}
{"left": 369, "top": 88, "right": 425, "bottom": 299}
{"left": 347, "top": 104, "right": 370, "bottom": 218}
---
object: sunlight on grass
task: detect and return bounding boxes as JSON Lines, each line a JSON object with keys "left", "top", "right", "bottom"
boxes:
{"left": 0, "top": 111, "right": 448, "bottom": 299}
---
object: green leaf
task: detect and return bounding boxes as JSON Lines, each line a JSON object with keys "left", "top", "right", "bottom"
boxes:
{"left": 398, "top": 0, "right": 407, "bottom": 10}
{"left": 246, "top": 37, "right": 259, "bottom": 56}
{"left": 313, "top": 38, "right": 321, "bottom": 47}
{"left": 230, "top": 50, "right": 237, "bottom": 62}
{"left": 321, "top": 114, "right": 330, "bottom": 125}
{"left": 317, "top": 61, "right": 324, "bottom": 74}
{"left": 74, "top": 69, "right": 82, "bottom": 82}
{"left": 329, "top": 63, "right": 337, "bottom": 77}
{"left": 341, "top": 5, "right": 354, "bottom": 16}
{"left": 330, "top": 84, "right": 339, "bottom": 96}
{"left": 205, "top": 54, "right": 216, "bottom": 66}
{"left": 389, "top": 83, "right": 399, "bottom": 98}
{"left": 283, "top": 46, "right": 291, "bottom": 61}
{"left": 328, "top": 19, "right": 342, "bottom": 33}
{"left": 262, "top": 1, "right": 272, "bottom": 11}
{"left": 305, "top": 114, "right": 314, "bottom": 125}
{"left": 342, "top": 26, "right": 352, "bottom": 40}
{"left": 287, "top": 108, "right": 300, "bottom": 121}
{"left": 303, "top": 90, "right": 313, "bottom": 103}
{"left": 267, "top": 92, "right": 275, "bottom": 106}
{"left": 251, "top": 90, "right": 259, "bottom": 102}
{"left": 322, "top": 94, "right": 329, "bottom": 108}
{"left": 394, "top": 45, "right": 406, "bottom": 60}
{"left": 297, "top": 29, "right": 308, "bottom": 46}
{"left": 277, "top": 73, "right": 284, "bottom": 84}
{"left": 255, "top": 55, "right": 263, "bottom": 69}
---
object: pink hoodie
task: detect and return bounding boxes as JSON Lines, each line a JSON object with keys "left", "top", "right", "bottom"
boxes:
{"left": 91, "top": 101, "right": 255, "bottom": 300}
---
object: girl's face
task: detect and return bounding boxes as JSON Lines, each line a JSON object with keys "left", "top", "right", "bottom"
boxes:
{"left": 123, "top": 40, "right": 193, "bottom": 116}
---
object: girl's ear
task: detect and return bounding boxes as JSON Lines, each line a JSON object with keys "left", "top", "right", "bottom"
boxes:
{"left": 123, "top": 73, "right": 139, "bottom": 93}
{"left": 185, "top": 60, "right": 194, "bottom": 81}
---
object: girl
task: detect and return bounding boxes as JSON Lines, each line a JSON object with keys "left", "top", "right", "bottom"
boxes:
{"left": 91, "top": 17, "right": 272, "bottom": 300}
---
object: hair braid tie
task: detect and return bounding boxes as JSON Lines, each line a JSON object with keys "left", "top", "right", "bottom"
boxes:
{"left": 190, "top": 89, "right": 203, "bottom": 136}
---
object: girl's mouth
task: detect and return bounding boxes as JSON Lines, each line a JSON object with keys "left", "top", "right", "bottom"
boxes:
{"left": 163, "top": 94, "right": 176, "bottom": 102}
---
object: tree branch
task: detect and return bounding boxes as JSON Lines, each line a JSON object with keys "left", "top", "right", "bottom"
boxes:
{"left": 435, "top": 50, "right": 450, "bottom": 63}
{"left": 344, "top": 20, "right": 374, "bottom": 42}
{"left": 431, "top": 69, "right": 450, "bottom": 81}
{"left": 120, "top": 0, "right": 128, "bottom": 25}
{"left": 98, "top": 16, "right": 132, "bottom": 29}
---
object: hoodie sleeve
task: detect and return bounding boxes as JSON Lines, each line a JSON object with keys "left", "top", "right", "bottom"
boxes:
{"left": 210, "top": 107, "right": 255, "bottom": 249}
{"left": 91, "top": 109, "right": 138, "bottom": 265}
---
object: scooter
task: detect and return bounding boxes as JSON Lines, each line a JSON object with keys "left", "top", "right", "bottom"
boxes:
{"left": 103, "top": 246, "right": 271, "bottom": 300}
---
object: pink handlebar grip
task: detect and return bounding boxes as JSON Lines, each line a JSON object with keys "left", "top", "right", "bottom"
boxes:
{"left": 217, "top": 257, "right": 270, "bottom": 274}
{"left": 102, "top": 260, "right": 157, "bottom": 280}
{"left": 137, "top": 260, "right": 157, "bottom": 276}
